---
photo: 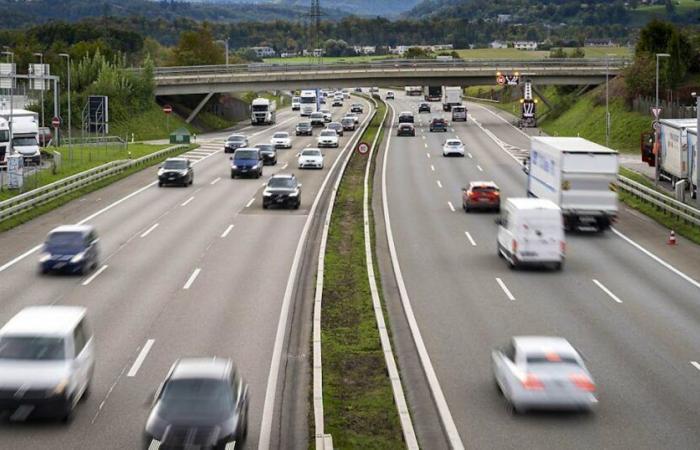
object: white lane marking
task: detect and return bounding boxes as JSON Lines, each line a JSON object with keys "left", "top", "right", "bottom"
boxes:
{"left": 183, "top": 268, "right": 201, "bottom": 290}
{"left": 181, "top": 196, "right": 195, "bottom": 207}
{"left": 467, "top": 152, "right": 472, "bottom": 159}
{"left": 476, "top": 165, "right": 484, "bottom": 172}
{"left": 127, "top": 339, "right": 155, "bottom": 377}
{"left": 592, "top": 279, "right": 623, "bottom": 304}
{"left": 496, "top": 277, "right": 515, "bottom": 301}
{"left": 471, "top": 102, "right": 531, "bottom": 139}
{"left": 422, "top": 135, "right": 426, "bottom": 140}
{"left": 430, "top": 164, "right": 435, "bottom": 172}
{"left": 691, "top": 361, "right": 700, "bottom": 371}
{"left": 261, "top": 182, "right": 267, "bottom": 187}
{"left": 436, "top": 180, "right": 443, "bottom": 189}
{"left": 245, "top": 198, "right": 255, "bottom": 208}
{"left": 82, "top": 264, "right": 108, "bottom": 286}
{"left": 424, "top": 143, "right": 428, "bottom": 148}
{"left": 221, "top": 224, "right": 234, "bottom": 238}
{"left": 281, "top": 162, "right": 289, "bottom": 169}
{"left": 426, "top": 153, "right": 431, "bottom": 159}
{"left": 210, "top": 177, "right": 221, "bottom": 185}
{"left": 139, "top": 223, "right": 159, "bottom": 238}
{"left": 381, "top": 103, "right": 465, "bottom": 450}
{"left": 0, "top": 244, "right": 43, "bottom": 273}
{"left": 447, "top": 201, "right": 455, "bottom": 212}
{"left": 464, "top": 231, "right": 477, "bottom": 247}
{"left": 611, "top": 228, "right": 700, "bottom": 291}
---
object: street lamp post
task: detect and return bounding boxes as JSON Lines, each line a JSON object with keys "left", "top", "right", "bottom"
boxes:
{"left": 655, "top": 53, "right": 670, "bottom": 113}
{"left": 1, "top": 50, "right": 14, "bottom": 157}
{"left": 59, "top": 53, "right": 72, "bottom": 160}
{"left": 33, "top": 53, "right": 45, "bottom": 129}
{"left": 216, "top": 39, "right": 230, "bottom": 66}
{"left": 655, "top": 53, "right": 670, "bottom": 183}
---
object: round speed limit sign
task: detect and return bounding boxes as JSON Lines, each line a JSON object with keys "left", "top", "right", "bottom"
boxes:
{"left": 496, "top": 75, "right": 506, "bottom": 85}
{"left": 357, "top": 142, "right": 370, "bottom": 155}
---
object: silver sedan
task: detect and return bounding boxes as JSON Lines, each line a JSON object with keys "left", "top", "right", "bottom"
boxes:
{"left": 492, "top": 336, "right": 598, "bottom": 414}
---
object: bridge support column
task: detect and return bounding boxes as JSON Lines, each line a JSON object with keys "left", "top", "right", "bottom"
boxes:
{"left": 531, "top": 85, "right": 552, "bottom": 110}
{"left": 186, "top": 92, "right": 215, "bottom": 124}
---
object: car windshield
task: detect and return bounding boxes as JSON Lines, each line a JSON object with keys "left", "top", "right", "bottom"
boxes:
{"left": 235, "top": 150, "right": 258, "bottom": 159}
{"left": 228, "top": 136, "right": 245, "bottom": 142}
{"left": 273, "top": 133, "right": 288, "bottom": 139}
{"left": 297, "top": 122, "right": 310, "bottom": 128}
{"left": 526, "top": 354, "right": 580, "bottom": 366}
{"left": 302, "top": 149, "right": 321, "bottom": 156}
{"left": 321, "top": 131, "right": 336, "bottom": 136}
{"left": 46, "top": 231, "right": 85, "bottom": 252}
{"left": 160, "top": 378, "right": 233, "bottom": 417}
{"left": 472, "top": 186, "right": 498, "bottom": 193}
{"left": 268, "top": 178, "right": 296, "bottom": 189}
{"left": 433, "top": 119, "right": 445, "bottom": 123}
{"left": 12, "top": 137, "right": 37, "bottom": 146}
{"left": 447, "top": 141, "right": 461, "bottom": 146}
{"left": 256, "top": 144, "right": 274, "bottom": 152}
{"left": 163, "top": 160, "right": 187, "bottom": 170}
{"left": 0, "top": 336, "right": 66, "bottom": 360}
{"left": 329, "top": 123, "right": 340, "bottom": 129}
{"left": 311, "top": 113, "right": 323, "bottom": 118}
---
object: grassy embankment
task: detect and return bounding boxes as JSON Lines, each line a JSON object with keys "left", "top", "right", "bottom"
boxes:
{"left": 321, "top": 98, "right": 404, "bottom": 448}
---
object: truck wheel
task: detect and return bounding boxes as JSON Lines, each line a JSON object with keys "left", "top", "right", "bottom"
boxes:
{"left": 553, "top": 262, "right": 564, "bottom": 271}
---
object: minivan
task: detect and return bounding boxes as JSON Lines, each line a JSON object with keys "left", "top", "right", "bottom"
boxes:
{"left": 231, "top": 148, "right": 263, "bottom": 178}
{"left": 0, "top": 306, "right": 95, "bottom": 421}
{"left": 496, "top": 198, "right": 565, "bottom": 271}
{"left": 39, "top": 225, "right": 100, "bottom": 275}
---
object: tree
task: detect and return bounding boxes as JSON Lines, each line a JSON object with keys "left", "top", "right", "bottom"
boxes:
{"left": 624, "top": 52, "right": 656, "bottom": 99}
{"left": 665, "top": 0, "right": 676, "bottom": 16}
{"left": 404, "top": 47, "right": 431, "bottom": 59}
{"left": 569, "top": 47, "right": 585, "bottom": 58}
{"left": 169, "top": 26, "right": 224, "bottom": 66}
{"left": 665, "top": 28, "right": 686, "bottom": 90}
{"left": 636, "top": 19, "right": 675, "bottom": 55}
{"left": 549, "top": 47, "right": 566, "bottom": 58}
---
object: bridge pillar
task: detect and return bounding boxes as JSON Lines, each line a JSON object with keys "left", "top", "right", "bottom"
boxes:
{"left": 186, "top": 92, "right": 215, "bottom": 124}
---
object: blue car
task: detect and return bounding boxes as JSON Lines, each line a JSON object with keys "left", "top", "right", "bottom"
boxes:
{"left": 39, "top": 225, "right": 100, "bottom": 275}
{"left": 231, "top": 148, "right": 263, "bottom": 179}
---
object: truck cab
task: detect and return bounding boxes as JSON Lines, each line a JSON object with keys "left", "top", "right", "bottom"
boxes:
{"left": 251, "top": 98, "right": 277, "bottom": 126}
{"left": 12, "top": 119, "right": 41, "bottom": 165}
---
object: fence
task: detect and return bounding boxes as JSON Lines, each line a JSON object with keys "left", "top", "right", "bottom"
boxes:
{"left": 632, "top": 96, "right": 697, "bottom": 119}
{"left": 616, "top": 175, "right": 700, "bottom": 227}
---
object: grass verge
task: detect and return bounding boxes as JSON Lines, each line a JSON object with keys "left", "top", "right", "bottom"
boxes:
{"left": 321, "top": 99, "right": 404, "bottom": 448}
{"left": 0, "top": 144, "right": 196, "bottom": 232}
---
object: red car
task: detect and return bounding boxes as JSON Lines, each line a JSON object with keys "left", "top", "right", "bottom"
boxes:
{"left": 462, "top": 181, "right": 500, "bottom": 212}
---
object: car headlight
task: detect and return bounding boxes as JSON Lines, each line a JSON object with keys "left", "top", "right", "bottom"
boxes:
{"left": 157, "top": 169, "right": 164, "bottom": 176}
{"left": 263, "top": 191, "right": 272, "bottom": 197}
{"left": 232, "top": 165, "right": 238, "bottom": 169}
{"left": 251, "top": 164, "right": 259, "bottom": 169}
{"left": 70, "top": 252, "right": 86, "bottom": 263}
{"left": 180, "top": 170, "right": 188, "bottom": 176}
{"left": 289, "top": 190, "right": 299, "bottom": 197}
{"left": 52, "top": 378, "right": 69, "bottom": 396}
{"left": 39, "top": 252, "right": 52, "bottom": 263}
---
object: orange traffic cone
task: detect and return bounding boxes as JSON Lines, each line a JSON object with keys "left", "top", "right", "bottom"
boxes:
{"left": 668, "top": 230, "right": 677, "bottom": 246}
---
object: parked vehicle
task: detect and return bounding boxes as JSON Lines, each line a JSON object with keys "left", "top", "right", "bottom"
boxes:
{"left": 250, "top": 98, "right": 276, "bottom": 125}
{"left": 397, "top": 123, "right": 415, "bottom": 136}
{"left": 298, "top": 148, "right": 324, "bottom": 169}
{"left": 452, "top": 105, "right": 467, "bottom": 122}
{"left": 0, "top": 306, "right": 95, "bottom": 421}
{"left": 657, "top": 119, "right": 697, "bottom": 189}
{"left": 430, "top": 117, "right": 448, "bottom": 132}
{"left": 231, "top": 148, "right": 263, "bottom": 179}
{"left": 5, "top": 113, "right": 41, "bottom": 165}
{"left": 442, "top": 138, "right": 464, "bottom": 156}
{"left": 262, "top": 174, "right": 302, "bottom": 209}
{"left": 271, "top": 132, "right": 292, "bottom": 149}
{"left": 296, "top": 121, "right": 313, "bottom": 136}
{"left": 442, "top": 86, "right": 463, "bottom": 111}
{"left": 0, "top": 118, "right": 8, "bottom": 165}
{"left": 38, "top": 127, "right": 52, "bottom": 147}
{"left": 39, "top": 225, "right": 100, "bottom": 275}
{"left": 224, "top": 134, "right": 248, "bottom": 153}
{"left": 496, "top": 198, "right": 565, "bottom": 271}
{"left": 255, "top": 144, "right": 278, "bottom": 165}
{"left": 462, "top": 181, "right": 500, "bottom": 212}
{"left": 526, "top": 137, "right": 618, "bottom": 231}
{"left": 158, "top": 158, "right": 194, "bottom": 187}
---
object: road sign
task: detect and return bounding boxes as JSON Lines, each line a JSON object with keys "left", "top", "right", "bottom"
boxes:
{"left": 163, "top": 105, "right": 173, "bottom": 115}
{"left": 357, "top": 142, "right": 370, "bottom": 155}
{"left": 651, "top": 107, "right": 662, "bottom": 119}
{"left": 496, "top": 75, "right": 505, "bottom": 85}
{"left": 51, "top": 116, "right": 61, "bottom": 128}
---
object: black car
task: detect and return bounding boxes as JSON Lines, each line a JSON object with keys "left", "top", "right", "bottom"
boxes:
{"left": 418, "top": 103, "right": 431, "bottom": 113}
{"left": 158, "top": 158, "right": 193, "bottom": 187}
{"left": 354, "top": 87, "right": 362, "bottom": 93}
{"left": 397, "top": 123, "right": 415, "bottom": 136}
{"left": 262, "top": 174, "right": 302, "bottom": 209}
{"left": 296, "top": 121, "right": 313, "bottom": 136}
{"left": 398, "top": 112, "right": 414, "bottom": 124}
{"left": 224, "top": 134, "right": 248, "bottom": 153}
{"left": 350, "top": 104, "right": 364, "bottom": 113}
{"left": 39, "top": 225, "right": 100, "bottom": 275}
{"left": 143, "top": 358, "right": 248, "bottom": 449}
{"left": 327, "top": 122, "right": 344, "bottom": 137}
{"left": 255, "top": 144, "right": 278, "bottom": 165}
{"left": 430, "top": 117, "right": 448, "bottom": 132}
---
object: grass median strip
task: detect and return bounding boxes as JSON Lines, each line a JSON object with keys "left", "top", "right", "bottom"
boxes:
{"left": 321, "top": 99, "right": 404, "bottom": 448}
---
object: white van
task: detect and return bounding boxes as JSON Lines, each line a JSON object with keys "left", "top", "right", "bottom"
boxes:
{"left": 496, "top": 198, "right": 565, "bottom": 271}
{"left": 0, "top": 306, "right": 95, "bottom": 421}
{"left": 292, "top": 96, "right": 301, "bottom": 111}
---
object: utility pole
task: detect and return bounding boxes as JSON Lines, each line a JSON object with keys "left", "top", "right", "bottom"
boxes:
{"left": 308, "top": 0, "right": 323, "bottom": 64}
{"left": 1, "top": 49, "right": 14, "bottom": 156}
{"left": 33, "top": 53, "right": 45, "bottom": 129}
{"left": 59, "top": 53, "right": 72, "bottom": 161}
{"left": 216, "top": 39, "right": 229, "bottom": 66}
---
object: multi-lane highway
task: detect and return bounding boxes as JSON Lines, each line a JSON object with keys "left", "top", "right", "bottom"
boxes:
{"left": 0, "top": 100, "right": 372, "bottom": 449}
{"left": 380, "top": 92, "right": 700, "bottom": 449}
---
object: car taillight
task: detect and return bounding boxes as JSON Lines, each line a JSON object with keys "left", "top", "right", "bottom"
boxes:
{"left": 522, "top": 374, "right": 544, "bottom": 390}
{"left": 570, "top": 374, "right": 596, "bottom": 392}
{"left": 469, "top": 192, "right": 478, "bottom": 199}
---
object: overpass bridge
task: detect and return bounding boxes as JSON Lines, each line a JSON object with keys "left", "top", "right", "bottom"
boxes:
{"left": 152, "top": 58, "right": 629, "bottom": 96}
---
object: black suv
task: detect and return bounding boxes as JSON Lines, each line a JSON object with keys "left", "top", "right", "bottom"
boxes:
{"left": 398, "top": 112, "right": 414, "bottom": 124}
{"left": 350, "top": 104, "right": 364, "bottom": 113}
{"left": 255, "top": 144, "right": 278, "bottom": 165}
{"left": 224, "top": 134, "right": 248, "bottom": 153}
{"left": 296, "top": 121, "right": 313, "bottom": 136}
{"left": 397, "top": 123, "right": 415, "bottom": 136}
{"left": 418, "top": 103, "right": 431, "bottom": 113}
{"left": 158, "top": 158, "right": 193, "bottom": 187}
{"left": 430, "top": 117, "right": 448, "bottom": 132}
{"left": 262, "top": 174, "right": 302, "bottom": 209}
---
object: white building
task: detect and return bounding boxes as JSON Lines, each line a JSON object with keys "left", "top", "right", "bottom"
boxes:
{"left": 353, "top": 45, "right": 376, "bottom": 55}
{"left": 512, "top": 41, "right": 539, "bottom": 51}
{"left": 490, "top": 40, "right": 508, "bottom": 49}
{"left": 250, "top": 46, "right": 276, "bottom": 58}
{"left": 497, "top": 14, "right": 512, "bottom": 24}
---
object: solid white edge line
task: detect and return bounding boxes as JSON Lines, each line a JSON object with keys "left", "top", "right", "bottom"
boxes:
{"left": 611, "top": 228, "right": 700, "bottom": 290}
{"left": 140, "top": 223, "right": 159, "bottom": 238}
{"left": 447, "top": 201, "right": 455, "bottom": 212}
{"left": 495, "top": 277, "right": 515, "bottom": 301}
{"left": 592, "top": 279, "right": 623, "bottom": 304}
{"left": 467, "top": 152, "right": 472, "bottom": 159}
{"left": 464, "top": 231, "right": 477, "bottom": 247}
{"left": 261, "top": 97, "right": 374, "bottom": 450}
{"left": 183, "top": 268, "right": 201, "bottom": 290}
{"left": 181, "top": 196, "right": 195, "bottom": 207}
{"left": 471, "top": 102, "right": 531, "bottom": 139}
{"left": 127, "top": 339, "right": 155, "bottom": 377}
{"left": 211, "top": 177, "right": 221, "bottom": 185}
{"left": 364, "top": 101, "right": 418, "bottom": 448}
{"left": 382, "top": 103, "right": 465, "bottom": 450}
{"left": 82, "top": 264, "right": 108, "bottom": 286}
{"left": 221, "top": 224, "right": 234, "bottom": 238}
{"left": 691, "top": 361, "right": 700, "bottom": 371}
{"left": 245, "top": 198, "right": 255, "bottom": 208}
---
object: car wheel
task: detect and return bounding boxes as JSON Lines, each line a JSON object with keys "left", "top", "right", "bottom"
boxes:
{"left": 294, "top": 200, "right": 301, "bottom": 209}
{"left": 553, "top": 261, "right": 564, "bottom": 271}
{"left": 464, "top": 204, "right": 470, "bottom": 212}
{"left": 158, "top": 181, "right": 163, "bottom": 187}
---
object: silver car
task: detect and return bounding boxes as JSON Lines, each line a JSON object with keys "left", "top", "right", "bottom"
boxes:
{"left": 492, "top": 336, "right": 597, "bottom": 414}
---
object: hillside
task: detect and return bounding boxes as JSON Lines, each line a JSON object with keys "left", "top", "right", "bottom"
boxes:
{"left": 197, "top": 0, "right": 421, "bottom": 17}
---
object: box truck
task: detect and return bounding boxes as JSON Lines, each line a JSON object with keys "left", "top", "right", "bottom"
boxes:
{"left": 526, "top": 137, "right": 618, "bottom": 231}
{"left": 658, "top": 118, "right": 696, "bottom": 184}
{"left": 442, "top": 86, "right": 462, "bottom": 111}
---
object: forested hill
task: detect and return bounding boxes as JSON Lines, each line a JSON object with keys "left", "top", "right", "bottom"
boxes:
{"left": 187, "top": 0, "right": 421, "bottom": 17}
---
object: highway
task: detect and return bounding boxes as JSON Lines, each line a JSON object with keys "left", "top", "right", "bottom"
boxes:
{"left": 0, "top": 100, "right": 372, "bottom": 449}
{"left": 380, "top": 92, "right": 700, "bottom": 449}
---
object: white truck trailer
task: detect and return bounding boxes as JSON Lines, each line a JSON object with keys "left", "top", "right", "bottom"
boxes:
{"left": 442, "top": 86, "right": 462, "bottom": 111}
{"left": 658, "top": 118, "right": 696, "bottom": 184}
{"left": 250, "top": 98, "right": 277, "bottom": 125}
{"left": 527, "top": 137, "right": 618, "bottom": 231}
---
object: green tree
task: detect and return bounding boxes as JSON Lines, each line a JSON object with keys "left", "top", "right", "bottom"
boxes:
{"left": 568, "top": 47, "right": 585, "bottom": 58}
{"left": 404, "top": 47, "right": 431, "bottom": 59}
{"left": 665, "top": 28, "right": 686, "bottom": 90}
{"left": 624, "top": 52, "right": 656, "bottom": 99}
{"left": 169, "top": 26, "right": 224, "bottom": 66}
{"left": 636, "top": 19, "right": 675, "bottom": 55}
{"left": 549, "top": 47, "right": 566, "bottom": 58}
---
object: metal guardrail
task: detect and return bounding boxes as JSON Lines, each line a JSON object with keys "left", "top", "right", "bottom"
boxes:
{"left": 617, "top": 175, "right": 700, "bottom": 227}
{"left": 63, "top": 136, "right": 126, "bottom": 147}
{"left": 0, "top": 144, "right": 189, "bottom": 223}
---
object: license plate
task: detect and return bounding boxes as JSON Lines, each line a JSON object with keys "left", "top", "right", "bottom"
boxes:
{"left": 478, "top": 198, "right": 489, "bottom": 202}
{"left": 54, "top": 262, "right": 65, "bottom": 269}
{"left": 276, "top": 198, "right": 285, "bottom": 203}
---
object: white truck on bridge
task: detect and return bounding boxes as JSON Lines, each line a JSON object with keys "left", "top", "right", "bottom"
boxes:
{"left": 442, "top": 86, "right": 462, "bottom": 111}
{"left": 250, "top": 98, "right": 277, "bottom": 125}
{"left": 527, "top": 137, "right": 618, "bottom": 231}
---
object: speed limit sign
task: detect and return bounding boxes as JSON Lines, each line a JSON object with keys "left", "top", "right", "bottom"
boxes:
{"left": 496, "top": 75, "right": 506, "bottom": 85}
{"left": 357, "top": 142, "right": 370, "bottom": 155}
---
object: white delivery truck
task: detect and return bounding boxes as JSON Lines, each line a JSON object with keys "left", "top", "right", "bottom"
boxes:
{"left": 658, "top": 118, "right": 696, "bottom": 184}
{"left": 452, "top": 105, "right": 467, "bottom": 122}
{"left": 292, "top": 96, "right": 301, "bottom": 111}
{"left": 300, "top": 90, "right": 317, "bottom": 116}
{"left": 0, "top": 110, "right": 41, "bottom": 165}
{"left": 250, "top": 98, "right": 277, "bottom": 125}
{"left": 497, "top": 198, "right": 565, "bottom": 271}
{"left": 685, "top": 127, "right": 698, "bottom": 199}
{"left": 527, "top": 137, "right": 618, "bottom": 231}
{"left": 405, "top": 86, "right": 422, "bottom": 96}
{"left": 442, "top": 86, "right": 463, "bottom": 111}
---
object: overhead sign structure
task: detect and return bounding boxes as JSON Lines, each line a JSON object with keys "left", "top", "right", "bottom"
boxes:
{"left": 357, "top": 142, "right": 370, "bottom": 155}
{"left": 28, "top": 64, "right": 50, "bottom": 91}
{"left": 0, "top": 63, "right": 16, "bottom": 89}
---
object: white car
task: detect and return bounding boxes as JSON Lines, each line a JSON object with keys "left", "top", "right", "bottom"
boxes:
{"left": 271, "top": 132, "right": 292, "bottom": 149}
{"left": 346, "top": 113, "right": 360, "bottom": 124}
{"left": 321, "top": 109, "right": 332, "bottom": 122}
{"left": 442, "top": 139, "right": 465, "bottom": 157}
{"left": 298, "top": 148, "right": 324, "bottom": 169}
{"left": 317, "top": 129, "right": 339, "bottom": 148}
{"left": 386, "top": 91, "right": 395, "bottom": 100}
{"left": 492, "top": 336, "right": 597, "bottom": 414}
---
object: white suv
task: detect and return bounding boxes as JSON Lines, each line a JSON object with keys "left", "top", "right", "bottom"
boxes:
{"left": 298, "top": 148, "right": 324, "bottom": 169}
{"left": 271, "top": 132, "right": 292, "bottom": 149}
{"left": 317, "top": 129, "right": 339, "bottom": 148}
